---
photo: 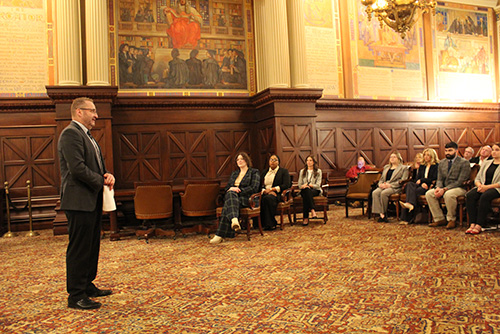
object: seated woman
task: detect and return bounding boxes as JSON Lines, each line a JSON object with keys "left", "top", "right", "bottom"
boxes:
{"left": 260, "top": 154, "right": 291, "bottom": 230}
{"left": 465, "top": 143, "right": 500, "bottom": 234}
{"left": 400, "top": 148, "right": 439, "bottom": 223}
{"left": 410, "top": 152, "right": 423, "bottom": 180}
{"left": 372, "top": 152, "right": 409, "bottom": 223}
{"left": 297, "top": 155, "right": 322, "bottom": 226}
{"left": 210, "top": 152, "right": 260, "bottom": 244}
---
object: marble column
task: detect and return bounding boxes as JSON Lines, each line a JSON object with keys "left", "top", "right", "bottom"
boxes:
{"left": 85, "top": 0, "right": 110, "bottom": 86}
{"left": 55, "top": 0, "right": 81, "bottom": 85}
{"left": 254, "top": 0, "right": 291, "bottom": 91}
{"left": 287, "top": 0, "right": 309, "bottom": 88}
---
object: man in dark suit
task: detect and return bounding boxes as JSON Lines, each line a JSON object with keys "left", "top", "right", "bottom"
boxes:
{"left": 425, "top": 141, "right": 470, "bottom": 229}
{"left": 260, "top": 154, "right": 291, "bottom": 230}
{"left": 58, "top": 97, "right": 115, "bottom": 310}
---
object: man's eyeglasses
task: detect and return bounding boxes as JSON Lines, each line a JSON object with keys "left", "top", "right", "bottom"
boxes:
{"left": 79, "top": 108, "right": 97, "bottom": 113}
{"left": 269, "top": 158, "right": 278, "bottom": 162}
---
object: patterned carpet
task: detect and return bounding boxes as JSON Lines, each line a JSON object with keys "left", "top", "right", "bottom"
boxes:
{"left": 1, "top": 205, "right": 500, "bottom": 333}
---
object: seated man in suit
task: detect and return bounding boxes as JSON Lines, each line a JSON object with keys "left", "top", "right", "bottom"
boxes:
{"left": 470, "top": 145, "right": 492, "bottom": 166}
{"left": 425, "top": 141, "right": 471, "bottom": 229}
{"left": 463, "top": 146, "right": 474, "bottom": 161}
{"left": 260, "top": 154, "right": 291, "bottom": 230}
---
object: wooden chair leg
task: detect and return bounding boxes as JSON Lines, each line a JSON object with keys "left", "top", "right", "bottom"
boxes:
{"left": 345, "top": 200, "right": 349, "bottom": 217}
{"left": 279, "top": 210, "right": 284, "bottom": 230}
{"left": 245, "top": 217, "right": 251, "bottom": 241}
{"left": 257, "top": 216, "right": 264, "bottom": 236}
{"left": 323, "top": 205, "right": 328, "bottom": 224}
{"left": 361, "top": 201, "right": 365, "bottom": 215}
{"left": 287, "top": 208, "right": 293, "bottom": 226}
{"left": 396, "top": 202, "right": 400, "bottom": 221}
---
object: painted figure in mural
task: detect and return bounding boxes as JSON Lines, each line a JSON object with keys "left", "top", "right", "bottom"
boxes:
{"left": 118, "top": 43, "right": 132, "bottom": 85}
{"left": 202, "top": 50, "right": 219, "bottom": 88}
{"left": 220, "top": 49, "right": 233, "bottom": 84}
{"left": 163, "top": 0, "right": 203, "bottom": 49}
{"left": 233, "top": 50, "right": 247, "bottom": 86}
{"left": 166, "top": 48, "right": 189, "bottom": 88}
{"left": 186, "top": 49, "right": 203, "bottom": 86}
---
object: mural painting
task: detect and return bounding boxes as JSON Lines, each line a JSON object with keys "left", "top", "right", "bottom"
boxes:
{"left": 113, "top": 0, "right": 252, "bottom": 91}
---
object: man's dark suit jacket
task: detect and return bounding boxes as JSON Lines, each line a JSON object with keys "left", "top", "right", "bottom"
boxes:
{"left": 260, "top": 167, "right": 291, "bottom": 201}
{"left": 469, "top": 156, "right": 493, "bottom": 164}
{"left": 58, "top": 121, "right": 106, "bottom": 212}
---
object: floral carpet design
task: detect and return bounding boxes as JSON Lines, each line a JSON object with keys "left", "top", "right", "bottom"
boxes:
{"left": 1, "top": 206, "right": 500, "bottom": 333}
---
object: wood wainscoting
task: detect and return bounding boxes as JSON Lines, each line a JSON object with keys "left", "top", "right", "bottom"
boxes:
{"left": 0, "top": 87, "right": 498, "bottom": 234}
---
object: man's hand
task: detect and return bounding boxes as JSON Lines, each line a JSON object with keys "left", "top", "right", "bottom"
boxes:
{"left": 229, "top": 187, "right": 241, "bottom": 193}
{"left": 434, "top": 187, "right": 445, "bottom": 198}
{"left": 103, "top": 173, "right": 115, "bottom": 190}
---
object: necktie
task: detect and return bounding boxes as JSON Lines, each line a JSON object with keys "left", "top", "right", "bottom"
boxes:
{"left": 87, "top": 131, "right": 104, "bottom": 173}
{"left": 447, "top": 159, "right": 452, "bottom": 172}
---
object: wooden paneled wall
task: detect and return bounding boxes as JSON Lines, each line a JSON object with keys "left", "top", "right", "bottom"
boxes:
{"left": 0, "top": 87, "right": 498, "bottom": 233}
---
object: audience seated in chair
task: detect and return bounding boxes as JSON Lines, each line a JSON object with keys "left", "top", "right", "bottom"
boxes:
{"left": 463, "top": 146, "right": 475, "bottom": 162}
{"left": 296, "top": 155, "right": 323, "bottom": 226}
{"left": 465, "top": 143, "right": 500, "bottom": 235}
{"left": 210, "top": 152, "right": 260, "bottom": 244}
{"left": 400, "top": 148, "right": 439, "bottom": 224}
{"left": 260, "top": 154, "right": 291, "bottom": 231}
{"left": 425, "top": 141, "right": 471, "bottom": 229}
{"left": 346, "top": 156, "right": 373, "bottom": 181}
{"left": 470, "top": 145, "right": 492, "bottom": 166}
{"left": 372, "top": 151, "right": 409, "bottom": 223}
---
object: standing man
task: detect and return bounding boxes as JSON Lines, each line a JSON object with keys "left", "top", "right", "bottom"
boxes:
{"left": 425, "top": 141, "right": 470, "bottom": 229}
{"left": 58, "top": 97, "right": 115, "bottom": 310}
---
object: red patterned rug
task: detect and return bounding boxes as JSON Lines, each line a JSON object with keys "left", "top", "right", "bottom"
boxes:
{"left": 1, "top": 206, "right": 500, "bottom": 333}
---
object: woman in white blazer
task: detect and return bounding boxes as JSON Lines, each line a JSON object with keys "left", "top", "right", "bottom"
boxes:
{"left": 465, "top": 143, "right": 500, "bottom": 234}
{"left": 297, "top": 155, "right": 322, "bottom": 225}
{"left": 372, "top": 152, "right": 409, "bottom": 223}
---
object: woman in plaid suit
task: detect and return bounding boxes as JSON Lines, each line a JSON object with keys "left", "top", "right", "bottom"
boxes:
{"left": 210, "top": 152, "right": 260, "bottom": 244}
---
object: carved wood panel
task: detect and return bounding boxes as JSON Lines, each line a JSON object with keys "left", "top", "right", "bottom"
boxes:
{"left": 167, "top": 130, "right": 209, "bottom": 180}
{"left": 214, "top": 129, "right": 251, "bottom": 178}
{"left": 279, "top": 122, "right": 314, "bottom": 174}
{"left": 256, "top": 124, "right": 275, "bottom": 170}
{"left": 116, "top": 130, "right": 162, "bottom": 187}
{"left": 1, "top": 130, "right": 57, "bottom": 197}
{"left": 377, "top": 128, "right": 409, "bottom": 165}
{"left": 339, "top": 128, "right": 375, "bottom": 169}
{"left": 317, "top": 127, "right": 337, "bottom": 171}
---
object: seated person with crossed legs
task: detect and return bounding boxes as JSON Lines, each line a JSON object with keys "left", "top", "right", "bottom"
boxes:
{"left": 425, "top": 141, "right": 471, "bottom": 229}
{"left": 210, "top": 152, "right": 260, "bottom": 244}
{"left": 400, "top": 148, "right": 439, "bottom": 224}
{"left": 465, "top": 143, "right": 500, "bottom": 234}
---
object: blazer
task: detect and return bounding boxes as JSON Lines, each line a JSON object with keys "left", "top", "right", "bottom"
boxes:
{"left": 470, "top": 156, "right": 493, "bottom": 164}
{"left": 474, "top": 159, "right": 500, "bottom": 194}
{"left": 260, "top": 167, "right": 291, "bottom": 200}
{"left": 225, "top": 167, "right": 261, "bottom": 207}
{"left": 58, "top": 121, "right": 106, "bottom": 212}
{"left": 415, "top": 164, "right": 438, "bottom": 187}
{"left": 436, "top": 156, "right": 471, "bottom": 189}
{"left": 297, "top": 168, "right": 323, "bottom": 195}
{"left": 378, "top": 164, "right": 409, "bottom": 191}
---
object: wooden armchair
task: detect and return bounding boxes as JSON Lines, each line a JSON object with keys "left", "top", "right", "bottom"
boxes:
{"left": 292, "top": 172, "right": 329, "bottom": 224}
{"left": 345, "top": 171, "right": 381, "bottom": 217}
{"left": 179, "top": 180, "right": 221, "bottom": 237}
{"left": 216, "top": 192, "right": 264, "bottom": 241}
{"left": 134, "top": 181, "right": 174, "bottom": 242}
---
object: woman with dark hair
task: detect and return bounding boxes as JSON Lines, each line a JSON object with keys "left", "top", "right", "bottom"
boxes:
{"left": 297, "top": 155, "right": 322, "bottom": 225}
{"left": 260, "top": 154, "right": 291, "bottom": 230}
{"left": 465, "top": 143, "right": 500, "bottom": 234}
{"left": 210, "top": 152, "right": 260, "bottom": 244}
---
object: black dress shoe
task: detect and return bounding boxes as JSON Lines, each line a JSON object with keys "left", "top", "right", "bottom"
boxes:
{"left": 68, "top": 297, "right": 101, "bottom": 310}
{"left": 87, "top": 288, "right": 112, "bottom": 297}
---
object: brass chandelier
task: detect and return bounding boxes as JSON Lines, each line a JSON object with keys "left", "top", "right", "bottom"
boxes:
{"left": 361, "top": 0, "right": 437, "bottom": 38}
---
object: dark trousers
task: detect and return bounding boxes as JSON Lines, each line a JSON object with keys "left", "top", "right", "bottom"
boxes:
{"left": 300, "top": 188, "right": 320, "bottom": 219}
{"left": 261, "top": 193, "right": 279, "bottom": 229}
{"left": 65, "top": 196, "right": 103, "bottom": 301}
{"left": 401, "top": 182, "right": 428, "bottom": 222}
{"left": 466, "top": 187, "right": 500, "bottom": 227}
